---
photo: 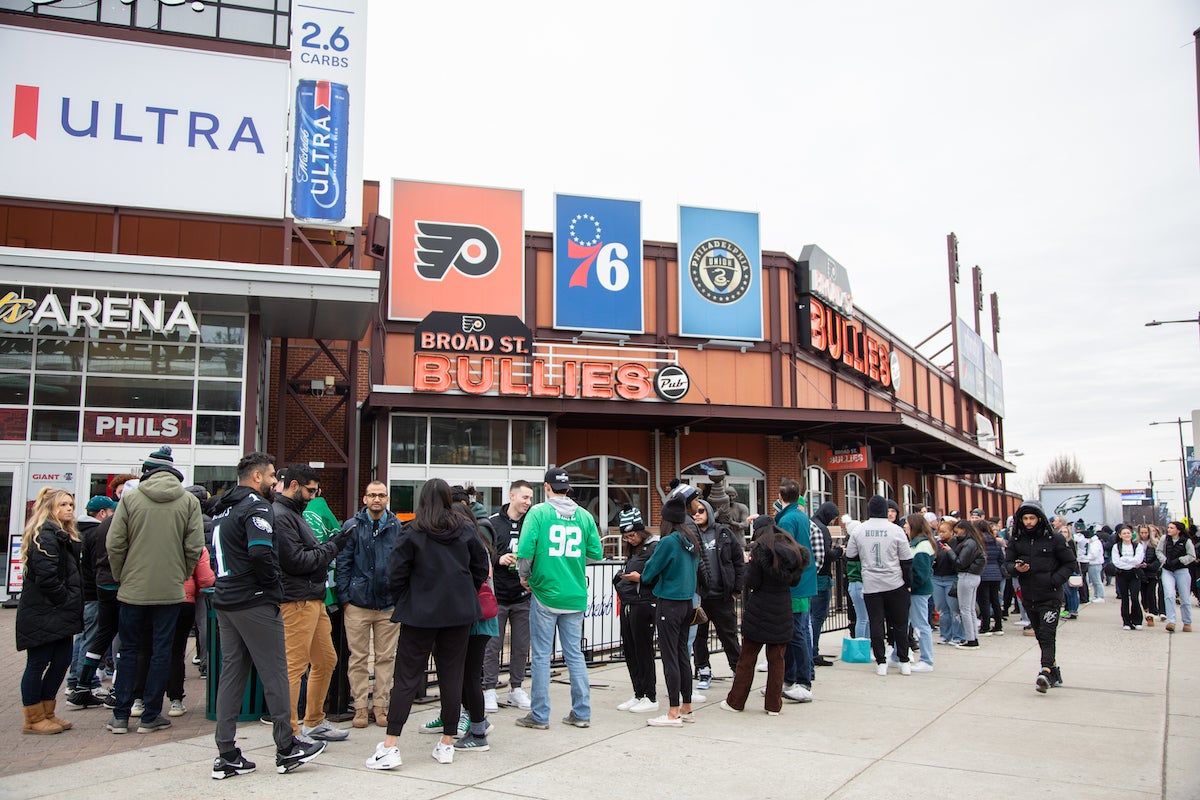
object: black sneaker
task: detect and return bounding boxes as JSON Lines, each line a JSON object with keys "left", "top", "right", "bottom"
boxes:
{"left": 276, "top": 737, "right": 326, "bottom": 773}
{"left": 106, "top": 716, "right": 128, "bottom": 734}
{"left": 212, "top": 750, "right": 257, "bottom": 780}
{"left": 1035, "top": 671, "right": 1051, "bottom": 694}
{"left": 66, "top": 688, "right": 104, "bottom": 708}
{"left": 453, "top": 732, "right": 491, "bottom": 751}
{"left": 103, "top": 692, "right": 118, "bottom": 709}
{"left": 137, "top": 715, "right": 172, "bottom": 734}
{"left": 1049, "top": 666, "right": 1063, "bottom": 687}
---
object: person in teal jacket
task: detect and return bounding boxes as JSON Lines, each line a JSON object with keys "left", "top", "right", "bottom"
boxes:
{"left": 902, "top": 514, "right": 937, "bottom": 672}
{"left": 627, "top": 493, "right": 700, "bottom": 727}
{"left": 774, "top": 478, "right": 819, "bottom": 702}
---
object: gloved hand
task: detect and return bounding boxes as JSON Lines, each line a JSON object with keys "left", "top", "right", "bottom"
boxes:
{"left": 332, "top": 529, "right": 354, "bottom": 553}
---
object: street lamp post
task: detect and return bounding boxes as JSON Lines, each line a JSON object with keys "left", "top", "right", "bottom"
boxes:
{"left": 1144, "top": 312, "right": 1200, "bottom": 354}
{"left": 1150, "top": 419, "right": 1193, "bottom": 523}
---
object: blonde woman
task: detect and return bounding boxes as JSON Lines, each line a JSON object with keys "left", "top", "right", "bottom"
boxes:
{"left": 17, "top": 489, "right": 84, "bottom": 734}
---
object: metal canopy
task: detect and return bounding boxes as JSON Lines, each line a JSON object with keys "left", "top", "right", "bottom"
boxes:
{"left": 0, "top": 246, "right": 380, "bottom": 340}
{"left": 367, "top": 388, "right": 1014, "bottom": 477}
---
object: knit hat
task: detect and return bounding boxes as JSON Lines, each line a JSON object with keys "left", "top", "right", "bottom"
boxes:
{"left": 618, "top": 504, "right": 645, "bottom": 533}
{"left": 86, "top": 495, "right": 117, "bottom": 514}
{"left": 867, "top": 495, "right": 888, "bottom": 519}
{"left": 751, "top": 515, "right": 775, "bottom": 535}
{"left": 661, "top": 496, "right": 687, "bottom": 524}
{"left": 143, "top": 446, "right": 174, "bottom": 471}
{"left": 544, "top": 467, "right": 571, "bottom": 494}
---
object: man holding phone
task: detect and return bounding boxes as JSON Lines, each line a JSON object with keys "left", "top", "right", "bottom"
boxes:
{"left": 1003, "top": 500, "right": 1076, "bottom": 694}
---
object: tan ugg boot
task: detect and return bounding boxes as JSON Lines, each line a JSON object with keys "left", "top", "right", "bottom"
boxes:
{"left": 373, "top": 706, "right": 388, "bottom": 727}
{"left": 352, "top": 707, "right": 369, "bottom": 728}
{"left": 23, "top": 704, "right": 63, "bottom": 735}
{"left": 42, "top": 700, "right": 71, "bottom": 730}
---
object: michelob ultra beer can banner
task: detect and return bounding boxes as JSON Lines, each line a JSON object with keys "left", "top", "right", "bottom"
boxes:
{"left": 389, "top": 180, "right": 525, "bottom": 322}
{"left": 1, "top": 25, "right": 288, "bottom": 218}
{"left": 553, "top": 194, "right": 644, "bottom": 334}
{"left": 288, "top": 0, "right": 367, "bottom": 229}
{"left": 677, "top": 206, "right": 763, "bottom": 340}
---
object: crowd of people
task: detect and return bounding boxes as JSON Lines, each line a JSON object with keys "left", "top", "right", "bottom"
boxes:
{"left": 14, "top": 450, "right": 1200, "bottom": 777}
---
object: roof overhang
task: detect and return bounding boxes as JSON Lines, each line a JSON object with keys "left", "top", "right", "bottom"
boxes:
{"left": 0, "top": 246, "right": 380, "bottom": 340}
{"left": 365, "top": 388, "right": 1015, "bottom": 476}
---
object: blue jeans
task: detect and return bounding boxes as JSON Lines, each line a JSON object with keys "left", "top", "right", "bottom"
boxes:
{"left": 1162, "top": 568, "right": 1193, "bottom": 626}
{"left": 1064, "top": 583, "right": 1079, "bottom": 613}
{"left": 113, "top": 602, "right": 180, "bottom": 722}
{"left": 848, "top": 582, "right": 869, "bottom": 639}
{"left": 810, "top": 586, "right": 831, "bottom": 656}
{"left": 910, "top": 594, "right": 933, "bottom": 665}
{"left": 1087, "top": 564, "right": 1106, "bottom": 599}
{"left": 932, "top": 575, "right": 964, "bottom": 643}
{"left": 69, "top": 600, "right": 101, "bottom": 689}
{"left": 783, "top": 609, "right": 812, "bottom": 688}
{"left": 528, "top": 596, "right": 590, "bottom": 724}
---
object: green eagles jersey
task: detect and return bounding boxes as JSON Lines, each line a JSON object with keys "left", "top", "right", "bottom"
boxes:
{"left": 517, "top": 501, "right": 603, "bottom": 611}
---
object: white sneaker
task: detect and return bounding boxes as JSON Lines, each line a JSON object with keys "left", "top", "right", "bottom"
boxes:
{"left": 628, "top": 697, "right": 659, "bottom": 713}
{"left": 130, "top": 699, "right": 144, "bottom": 717}
{"left": 168, "top": 699, "right": 186, "bottom": 717}
{"left": 910, "top": 662, "right": 934, "bottom": 673}
{"left": 1092, "top": 597, "right": 1104, "bottom": 603}
{"left": 617, "top": 696, "right": 640, "bottom": 711}
{"left": 507, "top": 687, "right": 532, "bottom": 709}
{"left": 782, "top": 684, "right": 813, "bottom": 703}
{"left": 756, "top": 660, "right": 768, "bottom": 672}
{"left": 899, "top": 661, "right": 912, "bottom": 676}
{"left": 646, "top": 714, "right": 682, "bottom": 727}
{"left": 431, "top": 741, "right": 454, "bottom": 764}
{"left": 483, "top": 689, "right": 499, "bottom": 714}
{"left": 690, "top": 693, "right": 706, "bottom": 703}
{"left": 875, "top": 663, "right": 888, "bottom": 676}
{"left": 365, "top": 742, "right": 402, "bottom": 770}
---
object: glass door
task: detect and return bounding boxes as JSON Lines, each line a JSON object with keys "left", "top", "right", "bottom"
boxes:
{"left": 1, "top": 466, "right": 21, "bottom": 601}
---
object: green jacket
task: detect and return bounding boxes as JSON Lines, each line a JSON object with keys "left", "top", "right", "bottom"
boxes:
{"left": 107, "top": 470, "right": 204, "bottom": 605}
{"left": 640, "top": 531, "right": 698, "bottom": 601}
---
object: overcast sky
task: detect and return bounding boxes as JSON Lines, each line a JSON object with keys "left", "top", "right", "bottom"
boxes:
{"left": 363, "top": 2, "right": 1200, "bottom": 518}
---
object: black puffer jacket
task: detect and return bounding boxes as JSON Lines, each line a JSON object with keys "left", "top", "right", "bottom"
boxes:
{"left": 953, "top": 535, "right": 986, "bottom": 575}
{"left": 274, "top": 494, "right": 339, "bottom": 603}
{"left": 1002, "top": 500, "right": 1076, "bottom": 604}
{"left": 740, "top": 537, "right": 808, "bottom": 645}
{"left": 614, "top": 537, "right": 659, "bottom": 606}
{"left": 16, "top": 522, "right": 84, "bottom": 651}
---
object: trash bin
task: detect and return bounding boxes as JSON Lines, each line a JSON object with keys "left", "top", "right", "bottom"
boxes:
{"left": 203, "top": 589, "right": 268, "bottom": 722}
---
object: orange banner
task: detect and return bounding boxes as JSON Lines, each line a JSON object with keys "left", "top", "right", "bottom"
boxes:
{"left": 389, "top": 180, "right": 524, "bottom": 321}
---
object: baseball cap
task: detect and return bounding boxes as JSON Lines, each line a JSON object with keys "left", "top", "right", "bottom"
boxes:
{"left": 86, "top": 495, "right": 117, "bottom": 514}
{"left": 544, "top": 468, "right": 571, "bottom": 493}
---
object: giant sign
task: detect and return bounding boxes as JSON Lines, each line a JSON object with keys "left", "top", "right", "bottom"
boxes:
{"left": 678, "top": 206, "right": 763, "bottom": 340}
{"left": 0, "top": 289, "right": 198, "bottom": 335}
{"left": 553, "top": 194, "right": 644, "bottom": 334}
{"left": 2, "top": 25, "right": 289, "bottom": 219}
{"left": 803, "top": 297, "right": 897, "bottom": 391}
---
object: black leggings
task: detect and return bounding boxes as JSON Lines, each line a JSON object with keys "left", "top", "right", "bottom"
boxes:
{"left": 693, "top": 595, "right": 741, "bottom": 672}
{"left": 865, "top": 586, "right": 910, "bottom": 664}
{"left": 977, "top": 581, "right": 1003, "bottom": 632}
{"left": 22, "top": 638, "right": 73, "bottom": 706}
{"left": 386, "top": 624, "right": 468, "bottom": 737}
{"left": 1139, "top": 576, "right": 1161, "bottom": 617}
{"left": 621, "top": 602, "right": 657, "bottom": 701}
{"left": 655, "top": 599, "right": 693, "bottom": 708}
{"left": 462, "top": 634, "right": 489, "bottom": 724}
{"left": 1116, "top": 571, "right": 1143, "bottom": 627}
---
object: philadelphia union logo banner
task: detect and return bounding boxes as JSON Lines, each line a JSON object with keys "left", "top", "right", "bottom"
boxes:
{"left": 677, "top": 206, "right": 763, "bottom": 340}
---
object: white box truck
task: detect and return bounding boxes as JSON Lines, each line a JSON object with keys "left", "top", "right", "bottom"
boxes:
{"left": 1038, "top": 483, "right": 1123, "bottom": 530}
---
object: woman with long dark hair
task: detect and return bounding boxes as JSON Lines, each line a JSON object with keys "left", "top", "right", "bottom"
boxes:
{"left": 953, "top": 520, "right": 986, "bottom": 648}
{"left": 1111, "top": 524, "right": 1146, "bottom": 631}
{"left": 976, "top": 520, "right": 1005, "bottom": 636}
{"left": 721, "top": 517, "right": 808, "bottom": 714}
{"left": 1137, "top": 525, "right": 1162, "bottom": 626}
{"left": 17, "top": 488, "right": 84, "bottom": 734}
{"left": 625, "top": 494, "right": 700, "bottom": 727}
{"left": 904, "top": 514, "right": 937, "bottom": 671}
{"left": 1159, "top": 521, "right": 1195, "bottom": 633}
{"left": 364, "top": 478, "right": 489, "bottom": 770}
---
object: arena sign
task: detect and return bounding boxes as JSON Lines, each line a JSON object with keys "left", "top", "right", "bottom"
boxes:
{"left": 0, "top": 288, "right": 199, "bottom": 335}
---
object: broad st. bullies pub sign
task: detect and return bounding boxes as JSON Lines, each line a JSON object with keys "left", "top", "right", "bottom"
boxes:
{"left": 413, "top": 312, "right": 689, "bottom": 402}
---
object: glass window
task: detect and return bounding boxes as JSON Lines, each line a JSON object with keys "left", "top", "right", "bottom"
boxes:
{"left": 0, "top": 374, "right": 30, "bottom": 405}
{"left": 197, "top": 381, "right": 241, "bottom": 412}
{"left": 33, "top": 374, "right": 81, "bottom": 407}
{"left": 511, "top": 419, "right": 545, "bottom": 466}
{"left": 608, "top": 458, "right": 648, "bottom": 486}
{"left": 198, "top": 347, "right": 243, "bottom": 378}
{"left": 845, "top": 474, "right": 867, "bottom": 522}
{"left": 903, "top": 485, "right": 918, "bottom": 515}
{"left": 806, "top": 466, "right": 832, "bottom": 511}
{"left": 219, "top": 6, "right": 276, "bottom": 43}
{"left": 566, "top": 457, "right": 599, "bottom": 483}
{"left": 430, "top": 418, "right": 507, "bottom": 465}
{"left": 159, "top": 2, "right": 218, "bottom": 36}
{"left": 200, "top": 315, "right": 246, "bottom": 345}
{"left": 86, "top": 376, "right": 193, "bottom": 410}
{"left": 562, "top": 456, "right": 649, "bottom": 538}
{"left": 36, "top": 339, "right": 84, "bottom": 371}
{"left": 875, "top": 479, "right": 894, "bottom": 502}
{"left": 88, "top": 342, "right": 196, "bottom": 375}
{"left": 194, "top": 466, "right": 237, "bottom": 503}
{"left": 31, "top": 409, "right": 78, "bottom": 441}
{"left": 0, "top": 339, "right": 32, "bottom": 370}
{"left": 390, "top": 416, "right": 428, "bottom": 465}
{"left": 389, "top": 480, "right": 423, "bottom": 518}
{"left": 195, "top": 415, "right": 240, "bottom": 446}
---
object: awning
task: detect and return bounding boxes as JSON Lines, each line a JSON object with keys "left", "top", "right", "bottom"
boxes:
{"left": 365, "top": 388, "right": 1015, "bottom": 476}
{"left": 0, "top": 246, "right": 380, "bottom": 340}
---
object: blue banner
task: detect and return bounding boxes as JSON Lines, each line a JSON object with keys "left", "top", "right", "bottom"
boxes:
{"left": 678, "top": 206, "right": 762, "bottom": 340}
{"left": 553, "top": 194, "right": 644, "bottom": 333}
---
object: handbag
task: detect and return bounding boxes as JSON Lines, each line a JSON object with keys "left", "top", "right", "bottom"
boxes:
{"left": 1103, "top": 562, "right": 1118, "bottom": 578}
{"left": 841, "top": 636, "right": 872, "bottom": 664}
{"left": 477, "top": 581, "right": 498, "bottom": 620}
{"left": 689, "top": 604, "right": 709, "bottom": 626}
{"left": 1067, "top": 574, "right": 1084, "bottom": 588}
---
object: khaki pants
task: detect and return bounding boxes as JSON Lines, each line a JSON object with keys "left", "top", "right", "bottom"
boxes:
{"left": 343, "top": 604, "right": 400, "bottom": 709}
{"left": 281, "top": 600, "right": 337, "bottom": 734}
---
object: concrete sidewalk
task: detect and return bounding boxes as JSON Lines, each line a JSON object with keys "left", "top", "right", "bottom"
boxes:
{"left": 0, "top": 600, "right": 1194, "bottom": 800}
